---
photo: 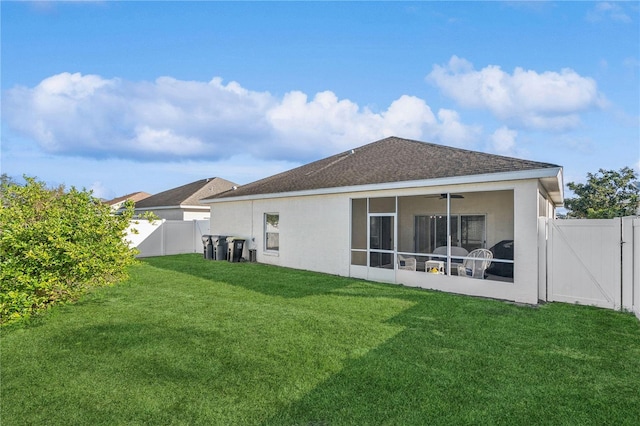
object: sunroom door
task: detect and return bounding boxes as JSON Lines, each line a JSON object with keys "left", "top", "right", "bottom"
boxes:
{"left": 368, "top": 214, "right": 396, "bottom": 282}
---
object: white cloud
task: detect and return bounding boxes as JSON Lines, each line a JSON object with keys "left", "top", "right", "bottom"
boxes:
{"left": 431, "top": 109, "right": 482, "bottom": 147}
{"left": 3, "top": 72, "right": 480, "bottom": 162}
{"left": 427, "top": 56, "right": 607, "bottom": 131}
{"left": 88, "top": 181, "right": 114, "bottom": 200}
{"left": 489, "top": 126, "right": 518, "bottom": 155}
{"left": 586, "top": 2, "right": 632, "bottom": 23}
{"left": 623, "top": 56, "right": 640, "bottom": 70}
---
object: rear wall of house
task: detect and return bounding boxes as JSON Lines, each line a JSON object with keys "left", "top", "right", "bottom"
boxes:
{"left": 208, "top": 178, "right": 545, "bottom": 304}
{"left": 209, "top": 194, "right": 351, "bottom": 277}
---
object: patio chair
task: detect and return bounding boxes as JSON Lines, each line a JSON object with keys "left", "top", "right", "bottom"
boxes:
{"left": 397, "top": 254, "right": 417, "bottom": 271}
{"left": 457, "top": 249, "right": 493, "bottom": 279}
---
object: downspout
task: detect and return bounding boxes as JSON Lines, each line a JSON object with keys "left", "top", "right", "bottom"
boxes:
{"left": 395, "top": 196, "right": 399, "bottom": 272}
{"left": 251, "top": 200, "right": 255, "bottom": 249}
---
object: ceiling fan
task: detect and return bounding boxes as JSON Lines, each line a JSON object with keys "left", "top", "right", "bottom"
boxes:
{"left": 424, "top": 193, "right": 465, "bottom": 199}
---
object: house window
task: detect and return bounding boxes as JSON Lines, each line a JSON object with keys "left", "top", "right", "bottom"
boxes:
{"left": 415, "top": 214, "right": 485, "bottom": 253}
{"left": 460, "top": 215, "right": 486, "bottom": 251}
{"left": 264, "top": 213, "right": 279, "bottom": 251}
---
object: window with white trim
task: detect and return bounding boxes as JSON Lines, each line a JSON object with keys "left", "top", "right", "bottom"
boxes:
{"left": 264, "top": 213, "right": 279, "bottom": 252}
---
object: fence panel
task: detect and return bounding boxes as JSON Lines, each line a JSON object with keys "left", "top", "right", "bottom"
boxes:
{"left": 621, "top": 217, "right": 635, "bottom": 312}
{"left": 164, "top": 221, "right": 197, "bottom": 255}
{"left": 127, "top": 220, "right": 210, "bottom": 257}
{"left": 546, "top": 219, "right": 621, "bottom": 310}
{"left": 127, "top": 219, "right": 164, "bottom": 257}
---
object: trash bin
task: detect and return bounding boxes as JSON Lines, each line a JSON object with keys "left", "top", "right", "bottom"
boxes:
{"left": 213, "top": 235, "right": 228, "bottom": 261}
{"left": 249, "top": 249, "right": 257, "bottom": 263}
{"left": 201, "top": 235, "right": 214, "bottom": 260}
{"left": 227, "top": 237, "right": 246, "bottom": 262}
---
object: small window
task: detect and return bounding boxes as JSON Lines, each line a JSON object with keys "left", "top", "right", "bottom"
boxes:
{"left": 264, "top": 213, "right": 279, "bottom": 251}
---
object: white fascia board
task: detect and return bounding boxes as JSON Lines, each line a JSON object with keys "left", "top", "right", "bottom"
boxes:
{"left": 556, "top": 168, "right": 565, "bottom": 202}
{"left": 135, "top": 205, "right": 209, "bottom": 211}
{"left": 539, "top": 168, "right": 564, "bottom": 205}
{"left": 200, "top": 167, "right": 564, "bottom": 204}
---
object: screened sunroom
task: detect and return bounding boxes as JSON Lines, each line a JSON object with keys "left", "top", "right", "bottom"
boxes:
{"left": 350, "top": 189, "right": 515, "bottom": 285}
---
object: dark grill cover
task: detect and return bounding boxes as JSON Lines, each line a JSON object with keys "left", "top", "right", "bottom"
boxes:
{"left": 486, "top": 240, "right": 514, "bottom": 277}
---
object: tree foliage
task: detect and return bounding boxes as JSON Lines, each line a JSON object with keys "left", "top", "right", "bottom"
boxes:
{"left": 564, "top": 167, "right": 639, "bottom": 218}
{"left": 0, "top": 176, "right": 138, "bottom": 325}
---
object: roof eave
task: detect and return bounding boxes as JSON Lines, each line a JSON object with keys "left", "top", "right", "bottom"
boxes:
{"left": 135, "top": 205, "right": 210, "bottom": 211}
{"left": 201, "top": 167, "right": 564, "bottom": 204}
{"left": 540, "top": 167, "right": 564, "bottom": 206}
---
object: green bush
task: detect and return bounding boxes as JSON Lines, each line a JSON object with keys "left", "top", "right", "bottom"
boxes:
{"left": 0, "top": 176, "right": 137, "bottom": 325}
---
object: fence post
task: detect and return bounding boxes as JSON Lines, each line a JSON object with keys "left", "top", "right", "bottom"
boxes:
{"left": 538, "top": 217, "right": 548, "bottom": 302}
{"left": 193, "top": 220, "right": 197, "bottom": 254}
{"left": 621, "top": 217, "right": 634, "bottom": 311}
{"left": 634, "top": 218, "right": 640, "bottom": 321}
{"left": 161, "top": 220, "right": 166, "bottom": 256}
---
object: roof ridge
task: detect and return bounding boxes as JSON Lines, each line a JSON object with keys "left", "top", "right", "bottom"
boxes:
{"left": 305, "top": 150, "right": 354, "bottom": 176}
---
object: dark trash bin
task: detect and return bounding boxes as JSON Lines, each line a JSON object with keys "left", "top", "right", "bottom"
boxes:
{"left": 213, "top": 235, "right": 228, "bottom": 261}
{"left": 201, "top": 235, "right": 214, "bottom": 260}
{"left": 227, "top": 237, "right": 246, "bottom": 262}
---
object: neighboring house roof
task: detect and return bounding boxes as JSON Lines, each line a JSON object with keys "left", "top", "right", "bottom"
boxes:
{"left": 104, "top": 191, "right": 152, "bottom": 206}
{"left": 206, "top": 136, "right": 562, "bottom": 202}
{"left": 135, "top": 177, "right": 237, "bottom": 210}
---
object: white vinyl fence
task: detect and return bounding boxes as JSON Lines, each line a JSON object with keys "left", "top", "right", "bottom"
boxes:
{"left": 127, "top": 217, "right": 639, "bottom": 321}
{"left": 126, "top": 219, "right": 210, "bottom": 258}
{"left": 539, "top": 217, "right": 639, "bottom": 320}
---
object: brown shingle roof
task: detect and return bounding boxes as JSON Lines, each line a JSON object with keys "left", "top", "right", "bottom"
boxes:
{"left": 103, "top": 191, "right": 152, "bottom": 206}
{"left": 215, "top": 136, "right": 560, "bottom": 199}
{"left": 135, "top": 177, "right": 237, "bottom": 208}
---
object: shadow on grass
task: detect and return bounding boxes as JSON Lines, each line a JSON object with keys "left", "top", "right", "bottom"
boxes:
{"left": 262, "top": 300, "right": 640, "bottom": 426}
{"left": 141, "top": 254, "right": 358, "bottom": 299}
{"left": 138, "top": 255, "right": 640, "bottom": 425}
{"left": 6, "top": 254, "right": 639, "bottom": 425}
{"left": 49, "top": 321, "right": 226, "bottom": 383}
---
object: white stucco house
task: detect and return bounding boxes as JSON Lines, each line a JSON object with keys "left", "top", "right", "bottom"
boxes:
{"left": 201, "top": 137, "right": 563, "bottom": 305}
{"left": 136, "top": 177, "right": 236, "bottom": 220}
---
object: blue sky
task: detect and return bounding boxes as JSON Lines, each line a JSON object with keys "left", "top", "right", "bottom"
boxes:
{"left": 2, "top": 1, "right": 638, "bottom": 200}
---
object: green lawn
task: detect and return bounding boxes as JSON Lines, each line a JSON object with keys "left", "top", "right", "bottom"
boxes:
{"left": 2, "top": 254, "right": 639, "bottom": 425}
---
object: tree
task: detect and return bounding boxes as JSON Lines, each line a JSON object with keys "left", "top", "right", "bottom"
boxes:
{"left": 564, "top": 167, "right": 639, "bottom": 218}
{"left": 0, "top": 173, "right": 18, "bottom": 197}
{"left": 0, "top": 176, "right": 138, "bottom": 325}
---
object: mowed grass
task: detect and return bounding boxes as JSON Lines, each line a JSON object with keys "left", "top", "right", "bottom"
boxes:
{"left": 2, "top": 254, "right": 639, "bottom": 425}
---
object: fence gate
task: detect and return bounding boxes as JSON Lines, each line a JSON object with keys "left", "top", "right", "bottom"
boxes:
{"left": 545, "top": 219, "right": 622, "bottom": 310}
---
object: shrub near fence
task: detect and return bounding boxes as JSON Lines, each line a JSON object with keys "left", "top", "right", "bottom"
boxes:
{"left": 0, "top": 177, "right": 137, "bottom": 324}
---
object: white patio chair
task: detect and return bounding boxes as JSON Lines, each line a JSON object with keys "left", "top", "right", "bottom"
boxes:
{"left": 397, "top": 254, "right": 417, "bottom": 271}
{"left": 457, "top": 249, "right": 493, "bottom": 279}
